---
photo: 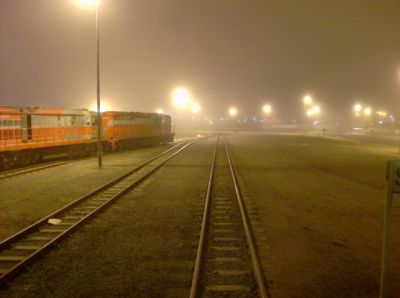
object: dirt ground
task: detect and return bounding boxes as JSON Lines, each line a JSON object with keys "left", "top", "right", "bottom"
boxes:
{"left": 228, "top": 134, "right": 400, "bottom": 298}
{"left": 0, "top": 140, "right": 214, "bottom": 297}
{"left": 1, "top": 134, "right": 399, "bottom": 297}
{"left": 0, "top": 145, "right": 177, "bottom": 241}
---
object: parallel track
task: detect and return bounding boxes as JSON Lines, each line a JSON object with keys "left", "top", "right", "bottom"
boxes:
{"left": 0, "top": 138, "right": 197, "bottom": 180}
{"left": 190, "top": 136, "right": 269, "bottom": 298}
{"left": 0, "top": 139, "right": 198, "bottom": 286}
{"left": 0, "top": 159, "right": 83, "bottom": 180}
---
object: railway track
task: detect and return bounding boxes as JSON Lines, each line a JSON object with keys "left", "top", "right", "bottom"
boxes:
{"left": 0, "top": 139, "right": 198, "bottom": 286}
{"left": 0, "top": 159, "right": 85, "bottom": 180}
{"left": 190, "top": 136, "right": 269, "bottom": 298}
{"left": 0, "top": 139, "right": 193, "bottom": 180}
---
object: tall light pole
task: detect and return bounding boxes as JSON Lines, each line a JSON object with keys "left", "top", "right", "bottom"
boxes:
{"left": 76, "top": 0, "right": 102, "bottom": 168}
{"left": 95, "top": 0, "right": 102, "bottom": 169}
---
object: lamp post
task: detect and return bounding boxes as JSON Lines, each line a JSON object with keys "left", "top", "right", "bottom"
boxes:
{"left": 262, "top": 104, "right": 272, "bottom": 129}
{"left": 95, "top": 0, "right": 102, "bottom": 169}
{"left": 76, "top": 0, "right": 102, "bottom": 168}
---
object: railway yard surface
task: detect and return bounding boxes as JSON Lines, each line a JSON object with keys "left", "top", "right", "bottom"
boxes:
{"left": 0, "top": 133, "right": 399, "bottom": 297}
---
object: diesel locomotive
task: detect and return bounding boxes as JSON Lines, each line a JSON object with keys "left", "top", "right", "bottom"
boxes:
{"left": 0, "top": 106, "right": 174, "bottom": 169}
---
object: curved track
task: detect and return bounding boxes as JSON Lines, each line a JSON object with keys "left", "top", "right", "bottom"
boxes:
{"left": 190, "top": 136, "right": 269, "bottom": 298}
{"left": 0, "top": 139, "right": 198, "bottom": 286}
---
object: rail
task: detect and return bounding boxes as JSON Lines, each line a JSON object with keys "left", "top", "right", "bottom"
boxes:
{"left": 189, "top": 135, "right": 269, "bottom": 297}
{"left": 0, "top": 139, "right": 199, "bottom": 286}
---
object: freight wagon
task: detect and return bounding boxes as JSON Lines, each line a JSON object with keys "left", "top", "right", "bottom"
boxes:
{"left": 0, "top": 106, "right": 174, "bottom": 169}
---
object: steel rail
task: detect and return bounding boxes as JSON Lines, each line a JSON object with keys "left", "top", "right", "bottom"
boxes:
{"left": 0, "top": 139, "right": 199, "bottom": 286}
{"left": 0, "top": 159, "right": 80, "bottom": 180}
{"left": 224, "top": 136, "right": 270, "bottom": 298}
{"left": 189, "top": 136, "right": 218, "bottom": 298}
{"left": 0, "top": 137, "right": 193, "bottom": 180}
{"left": 0, "top": 141, "right": 186, "bottom": 251}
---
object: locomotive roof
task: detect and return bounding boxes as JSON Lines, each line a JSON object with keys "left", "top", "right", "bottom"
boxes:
{"left": 102, "top": 111, "right": 169, "bottom": 117}
{"left": 0, "top": 106, "right": 90, "bottom": 116}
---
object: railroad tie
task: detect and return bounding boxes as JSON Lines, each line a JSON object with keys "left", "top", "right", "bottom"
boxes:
{"left": 205, "top": 284, "right": 250, "bottom": 292}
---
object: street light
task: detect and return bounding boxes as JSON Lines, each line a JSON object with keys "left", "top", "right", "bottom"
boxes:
{"left": 172, "top": 87, "right": 191, "bottom": 109}
{"left": 262, "top": 104, "right": 272, "bottom": 114}
{"left": 76, "top": 0, "right": 102, "bottom": 169}
{"left": 303, "top": 95, "right": 313, "bottom": 105}
{"left": 228, "top": 107, "right": 238, "bottom": 117}
{"left": 377, "top": 111, "right": 387, "bottom": 118}
{"left": 312, "top": 105, "right": 320, "bottom": 115}
{"left": 354, "top": 103, "right": 362, "bottom": 113}
{"left": 191, "top": 102, "right": 201, "bottom": 113}
{"left": 364, "top": 107, "right": 372, "bottom": 116}
{"left": 76, "top": 0, "right": 97, "bottom": 4}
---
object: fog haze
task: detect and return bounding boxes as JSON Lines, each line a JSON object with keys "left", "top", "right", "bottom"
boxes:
{"left": 1, "top": 0, "right": 400, "bottom": 122}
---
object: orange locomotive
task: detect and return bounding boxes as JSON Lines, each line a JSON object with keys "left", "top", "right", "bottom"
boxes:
{"left": 0, "top": 106, "right": 174, "bottom": 169}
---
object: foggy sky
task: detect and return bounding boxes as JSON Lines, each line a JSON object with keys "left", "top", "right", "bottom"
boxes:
{"left": 1, "top": 0, "right": 400, "bottom": 122}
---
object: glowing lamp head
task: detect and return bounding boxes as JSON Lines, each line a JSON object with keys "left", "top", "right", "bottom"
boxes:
{"left": 306, "top": 109, "right": 314, "bottom": 117}
{"left": 263, "top": 104, "right": 272, "bottom": 114}
{"left": 376, "top": 111, "right": 387, "bottom": 117}
{"left": 78, "top": 0, "right": 97, "bottom": 5}
{"left": 90, "top": 101, "right": 111, "bottom": 113}
{"left": 73, "top": 0, "right": 98, "bottom": 7}
{"left": 229, "top": 107, "right": 238, "bottom": 117}
{"left": 312, "top": 105, "right": 320, "bottom": 114}
{"left": 303, "top": 95, "right": 313, "bottom": 105}
{"left": 363, "top": 107, "right": 372, "bottom": 116}
{"left": 155, "top": 108, "right": 164, "bottom": 114}
{"left": 172, "top": 87, "right": 191, "bottom": 109}
{"left": 354, "top": 104, "right": 362, "bottom": 113}
{"left": 191, "top": 102, "right": 201, "bottom": 113}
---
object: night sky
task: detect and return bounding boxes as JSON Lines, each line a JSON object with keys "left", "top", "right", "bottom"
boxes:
{"left": 1, "top": 0, "right": 400, "bottom": 122}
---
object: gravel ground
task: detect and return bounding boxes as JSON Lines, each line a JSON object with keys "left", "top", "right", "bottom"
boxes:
{"left": 0, "top": 145, "right": 176, "bottom": 241}
{"left": 228, "top": 134, "right": 400, "bottom": 298}
{"left": 0, "top": 139, "right": 215, "bottom": 297}
{"left": 2, "top": 134, "right": 399, "bottom": 297}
